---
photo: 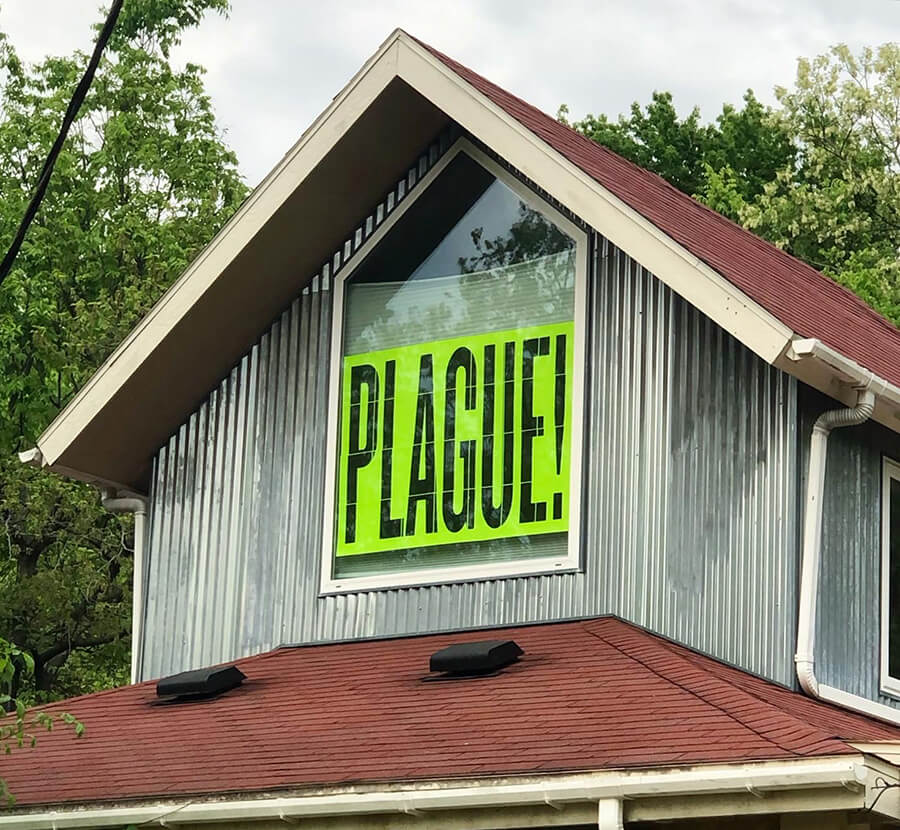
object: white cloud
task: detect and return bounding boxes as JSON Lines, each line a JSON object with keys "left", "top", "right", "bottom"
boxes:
{"left": 1, "top": 0, "right": 899, "bottom": 185}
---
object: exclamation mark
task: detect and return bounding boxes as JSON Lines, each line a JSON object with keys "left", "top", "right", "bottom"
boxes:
{"left": 553, "top": 333, "right": 566, "bottom": 520}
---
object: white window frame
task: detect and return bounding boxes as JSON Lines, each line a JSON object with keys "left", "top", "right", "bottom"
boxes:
{"left": 880, "top": 456, "right": 900, "bottom": 696}
{"left": 318, "top": 137, "right": 588, "bottom": 595}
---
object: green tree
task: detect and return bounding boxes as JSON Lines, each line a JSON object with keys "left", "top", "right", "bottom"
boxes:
{"left": 562, "top": 89, "right": 794, "bottom": 211}
{"left": 740, "top": 44, "right": 900, "bottom": 324}
{"left": 0, "top": 0, "right": 247, "bottom": 704}
{"left": 565, "top": 44, "right": 899, "bottom": 326}
{"left": 562, "top": 91, "right": 715, "bottom": 195}
{"left": 1, "top": 640, "right": 82, "bottom": 804}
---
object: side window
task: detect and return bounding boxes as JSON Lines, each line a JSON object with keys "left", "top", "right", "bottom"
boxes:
{"left": 321, "top": 140, "right": 587, "bottom": 592}
{"left": 882, "top": 457, "right": 900, "bottom": 693}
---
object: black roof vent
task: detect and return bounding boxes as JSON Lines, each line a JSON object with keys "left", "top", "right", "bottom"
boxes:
{"left": 429, "top": 639, "right": 523, "bottom": 677}
{"left": 156, "top": 665, "right": 246, "bottom": 701}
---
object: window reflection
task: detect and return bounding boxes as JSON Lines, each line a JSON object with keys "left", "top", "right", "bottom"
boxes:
{"left": 344, "top": 155, "right": 575, "bottom": 356}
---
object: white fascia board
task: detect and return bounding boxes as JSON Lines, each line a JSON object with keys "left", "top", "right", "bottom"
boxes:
{"left": 0, "top": 757, "right": 875, "bottom": 829}
{"left": 850, "top": 742, "right": 900, "bottom": 767}
{"left": 394, "top": 35, "right": 795, "bottom": 365}
{"left": 35, "top": 32, "right": 405, "bottom": 467}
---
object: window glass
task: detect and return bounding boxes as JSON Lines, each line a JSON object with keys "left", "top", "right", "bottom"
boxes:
{"left": 888, "top": 471, "right": 900, "bottom": 678}
{"left": 332, "top": 151, "right": 580, "bottom": 581}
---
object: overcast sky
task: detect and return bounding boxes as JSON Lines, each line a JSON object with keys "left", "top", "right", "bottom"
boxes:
{"left": 1, "top": 1, "right": 899, "bottom": 186}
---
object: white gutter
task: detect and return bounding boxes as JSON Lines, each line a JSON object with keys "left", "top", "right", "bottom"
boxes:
{"left": 100, "top": 489, "right": 149, "bottom": 685}
{"left": 790, "top": 338, "right": 900, "bottom": 724}
{"left": 0, "top": 758, "right": 869, "bottom": 830}
{"left": 788, "top": 338, "right": 900, "bottom": 409}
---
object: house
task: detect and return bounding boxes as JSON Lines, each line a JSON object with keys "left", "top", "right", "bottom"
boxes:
{"left": 4, "top": 28, "right": 900, "bottom": 829}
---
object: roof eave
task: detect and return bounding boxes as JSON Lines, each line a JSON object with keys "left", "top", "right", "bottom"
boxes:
{"left": 0, "top": 756, "right": 888, "bottom": 829}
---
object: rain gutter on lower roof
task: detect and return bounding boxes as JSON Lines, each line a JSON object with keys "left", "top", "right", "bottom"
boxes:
{"left": 0, "top": 757, "right": 884, "bottom": 829}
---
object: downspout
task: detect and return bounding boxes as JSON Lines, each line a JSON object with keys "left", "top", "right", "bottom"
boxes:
{"left": 795, "top": 386, "right": 876, "bottom": 697}
{"left": 101, "top": 489, "right": 148, "bottom": 684}
{"left": 787, "top": 338, "right": 900, "bottom": 722}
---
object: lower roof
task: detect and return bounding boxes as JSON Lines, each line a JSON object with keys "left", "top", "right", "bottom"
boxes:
{"left": 4, "top": 616, "right": 900, "bottom": 809}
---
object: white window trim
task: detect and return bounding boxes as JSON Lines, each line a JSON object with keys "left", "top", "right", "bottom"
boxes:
{"left": 880, "top": 456, "right": 900, "bottom": 696}
{"left": 318, "top": 137, "right": 588, "bottom": 595}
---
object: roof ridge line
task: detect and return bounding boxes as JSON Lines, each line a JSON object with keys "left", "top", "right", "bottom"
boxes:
{"left": 580, "top": 621, "right": 850, "bottom": 757}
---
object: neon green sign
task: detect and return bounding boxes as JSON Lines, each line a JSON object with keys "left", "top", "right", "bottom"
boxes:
{"left": 336, "top": 322, "right": 573, "bottom": 557}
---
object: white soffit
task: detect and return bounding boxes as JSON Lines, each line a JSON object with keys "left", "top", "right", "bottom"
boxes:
{"left": 35, "top": 29, "right": 899, "bottom": 479}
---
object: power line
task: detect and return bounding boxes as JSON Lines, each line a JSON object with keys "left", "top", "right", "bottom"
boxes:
{"left": 0, "top": 0, "right": 125, "bottom": 288}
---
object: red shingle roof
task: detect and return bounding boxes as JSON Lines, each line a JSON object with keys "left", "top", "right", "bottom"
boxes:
{"left": 4, "top": 617, "right": 900, "bottom": 808}
{"left": 417, "top": 40, "right": 900, "bottom": 389}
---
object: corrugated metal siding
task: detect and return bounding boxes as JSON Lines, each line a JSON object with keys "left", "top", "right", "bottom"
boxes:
{"left": 805, "top": 387, "right": 900, "bottom": 705}
{"left": 142, "top": 229, "right": 799, "bottom": 683}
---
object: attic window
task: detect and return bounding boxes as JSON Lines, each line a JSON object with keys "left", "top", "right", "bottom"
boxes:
{"left": 320, "top": 138, "right": 587, "bottom": 593}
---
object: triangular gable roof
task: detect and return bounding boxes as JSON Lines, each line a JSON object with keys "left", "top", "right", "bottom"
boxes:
{"left": 3, "top": 617, "right": 900, "bottom": 810}
{"left": 29, "top": 30, "right": 900, "bottom": 491}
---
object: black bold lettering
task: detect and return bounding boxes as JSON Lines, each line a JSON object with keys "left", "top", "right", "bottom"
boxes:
{"left": 443, "top": 347, "right": 477, "bottom": 532}
{"left": 345, "top": 364, "right": 379, "bottom": 544}
{"left": 553, "top": 333, "right": 567, "bottom": 520}
{"left": 481, "top": 342, "right": 515, "bottom": 528}
{"left": 520, "top": 336, "right": 549, "bottom": 523}
{"left": 380, "top": 360, "right": 403, "bottom": 539}
{"left": 407, "top": 354, "right": 437, "bottom": 535}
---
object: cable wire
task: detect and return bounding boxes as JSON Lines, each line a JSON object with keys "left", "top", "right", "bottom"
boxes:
{"left": 0, "top": 0, "right": 125, "bottom": 287}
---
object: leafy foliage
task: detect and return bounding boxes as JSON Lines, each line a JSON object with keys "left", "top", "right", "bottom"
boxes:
{"left": 565, "top": 43, "right": 900, "bottom": 326}
{"left": 742, "top": 44, "right": 900, "bottom": 325}
{"left": 0, "top": 640, "right": 82, "bottom": 804}
{"left": 0, "top": 0, "right": 247, "bottom": 709}
{"left": 561, "top": 89, "right": 795, "bottom": 215}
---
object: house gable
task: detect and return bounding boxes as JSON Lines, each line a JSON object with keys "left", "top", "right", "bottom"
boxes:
{"left": 29, "top": 29, "right": 900, "bottom": 494}
{"left": 138, "top": 134, "right": 798, "bottom": 683}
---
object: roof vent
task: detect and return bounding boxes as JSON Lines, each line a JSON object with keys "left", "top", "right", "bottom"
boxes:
{"left": 156, "top": 665, "right": 246, "bottom": 701}
{"left": 429, "top": 639, "right": 523, "bottom": 677}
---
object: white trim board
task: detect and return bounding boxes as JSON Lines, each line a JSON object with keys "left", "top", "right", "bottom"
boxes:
{"left": 318, "top": 138, "right": 588, "bottom": 593}
{"left": 35, "top": 34, "right": 405, "bottom": 472}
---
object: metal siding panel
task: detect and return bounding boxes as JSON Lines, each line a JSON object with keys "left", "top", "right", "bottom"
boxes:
{"left": 805, "top": 388, "right": 900, "bottom": 706}
{"left": 139, "top": 143, "right": 798, "bottom": 685}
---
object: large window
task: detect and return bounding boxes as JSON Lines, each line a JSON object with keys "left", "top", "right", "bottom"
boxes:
{"left": 320, "top": 140, "right": 587, "bottom": 592}
{"left": 882, "top": 457, "right": 900, "bottom": 694}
